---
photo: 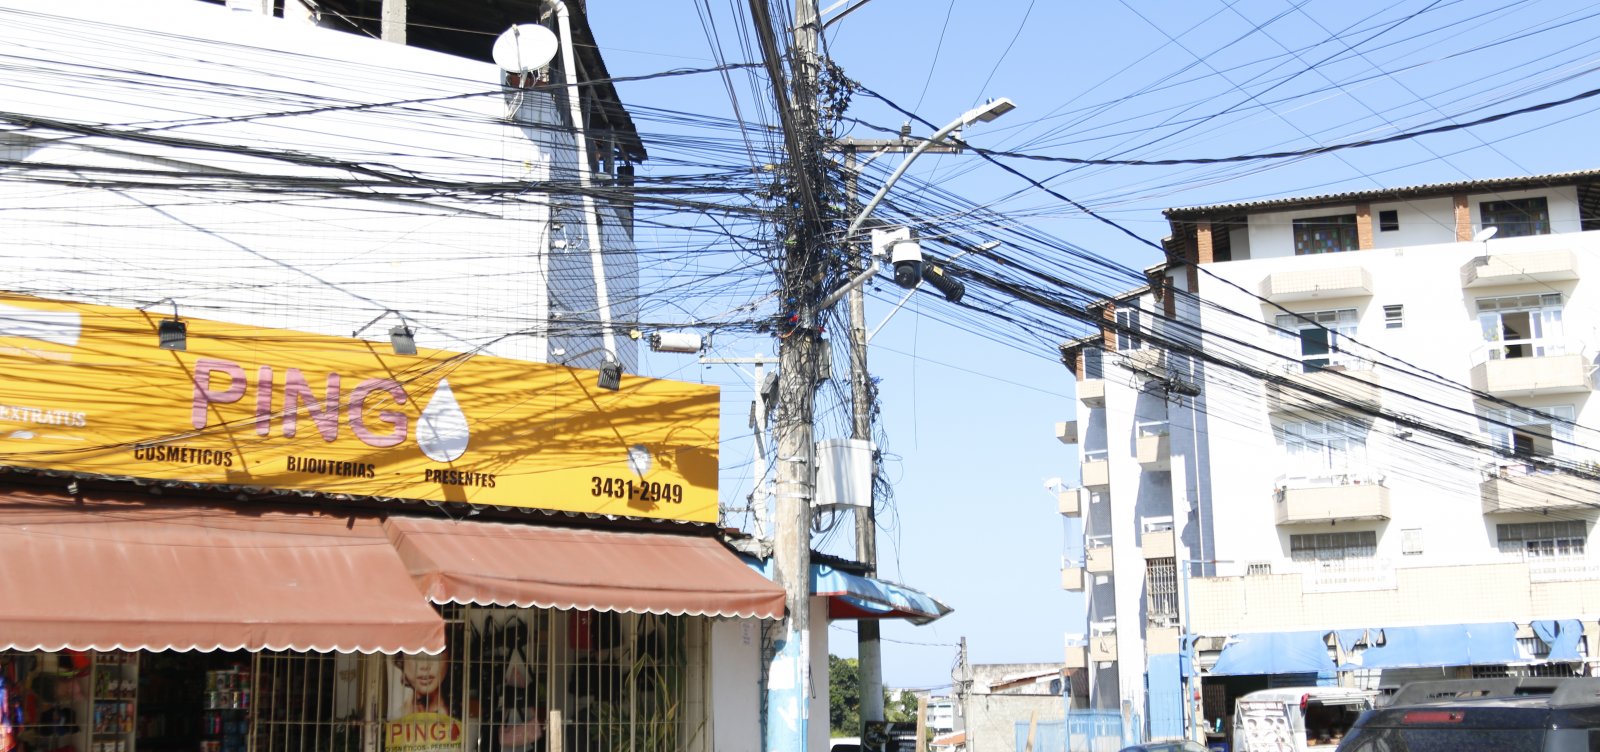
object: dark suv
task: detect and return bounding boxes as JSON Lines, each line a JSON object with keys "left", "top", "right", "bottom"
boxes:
{"left": 1336, "top": 677, "right": 1600, "bottom": 751}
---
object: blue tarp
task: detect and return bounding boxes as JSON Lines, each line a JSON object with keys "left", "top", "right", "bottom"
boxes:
{"left": 1532, "top": 619, "right": 1584, "bottom": 661}
{"left": 1180, "top": 634, "right": 1201, "bottom": 678}
{"left": 1351, "top": 622, "right": 1519, "bottom": 669}
{"left": 1210, "top": 631, "right": 1334, "bottom": 675}
{"left": 1334, "top": 628, "right": 1375, "bottom": 654}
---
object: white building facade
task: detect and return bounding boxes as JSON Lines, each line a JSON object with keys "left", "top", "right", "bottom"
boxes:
{"left": 1058, "top": 170, "right": 1600, "bottom": 742}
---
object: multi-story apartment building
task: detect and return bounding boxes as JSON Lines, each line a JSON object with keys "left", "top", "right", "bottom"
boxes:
{"left": 1057, "top": 170, "right": 1600, "bottom": 743}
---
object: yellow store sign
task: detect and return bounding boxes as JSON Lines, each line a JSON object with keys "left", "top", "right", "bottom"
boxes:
{"left": 0, "top": 294, "right": 720, "bottom": 523}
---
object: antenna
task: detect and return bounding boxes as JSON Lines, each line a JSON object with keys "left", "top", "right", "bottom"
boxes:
{"left": 491, "top": 24, "right": 559, "bottom": 74}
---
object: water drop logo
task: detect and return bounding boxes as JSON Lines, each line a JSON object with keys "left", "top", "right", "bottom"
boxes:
{"left": 627, "top": 444, "right": 652, "bottom": 477}
{"left": 417, "top": 379, "right": 470, "bottom": 462}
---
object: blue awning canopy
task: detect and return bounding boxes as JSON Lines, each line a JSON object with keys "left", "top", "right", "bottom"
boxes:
{"left": 1346, "top": 623, "right": 1519, "bottom": 669}
{"left": 1210, "top": 631, "right": 1334, "bottom": 676}
{"left": 743, "top": 556, "right": 952, "bottom": 625}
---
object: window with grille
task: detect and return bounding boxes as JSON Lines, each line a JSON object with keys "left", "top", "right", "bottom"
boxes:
{"left": 1476, "top": 292, "right": 1564, "bottom": 360}
{"left": 250, "top": 606, "right": 706, "bottom": 752}
{"left": 1292, "top": 214, "right": 1358, "bottom": 254}
{"left": 1498, "top": 520, "right": 1587, "bottom": 559}
{"left": 1480, "top": 197, "right": 1551, "bottom": 238}
{"left": 1146, "top": 558, "right": 1178, "bottom": 620}
{"left": 1275, "top": 309, "right": 1357, "bottom": 371}
{"left": 1290, "top": 531, "right": 1377, "bottom": 562}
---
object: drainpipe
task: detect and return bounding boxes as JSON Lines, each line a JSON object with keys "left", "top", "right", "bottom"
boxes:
{"left": 543, "top": 0, "right": 616, "bottom": 362}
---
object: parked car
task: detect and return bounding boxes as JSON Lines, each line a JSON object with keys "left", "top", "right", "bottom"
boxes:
{"left": 1336, "top": 677, "right": 1600, "bottom": 751}
{"left": 1233, "top": 686, "right": 1377, "bottom": 751}
{"left": 1118, "top": 742, "right": 1209, "bottom": 752}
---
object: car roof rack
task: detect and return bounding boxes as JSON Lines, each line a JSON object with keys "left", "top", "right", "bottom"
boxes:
{"left": 1389, "top": 678, "right": 1600, "bottom": 708}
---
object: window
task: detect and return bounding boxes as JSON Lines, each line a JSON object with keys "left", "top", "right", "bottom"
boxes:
{"left": 1290, "top": 531, "right": 1377, "bottom": 562}
{"left": 1383, "top": 304, "right": 1403, "bottom": 329}
{"left": 1481, "top": 405, "right": 1574, "bottom": 467}
{"left": 1277, "top": 419, "right": 1369, "bottom": 479}
{"left": 1275, "top": 309, "right": 1358, "bottom": 372}
{"left": 1083, "top": 347, "right": 1104, "bottom": 379}
{"left": 1115, "top": 308, "right": 1143, "bottom": 351}
{"left": 1480, "top": 197, "right": 1551, "bottom": 238}
{"left": 1146, "top": 558, "right": 1178, "bottom": 619}
{"left": 1498, "top": 520, "right": 1587, "bottom": 559}
{"left": 1401, "top": 528, "right": 1423, "bottom": 555}
{"left": 1293, "top": 214, "right": 1359, "bottom": 255}
{"left": 1378, "top": 209, "right": 1399, "bottom": 232}
{"left": 1477, "top": 293, "right": 1563, "bottom": 359}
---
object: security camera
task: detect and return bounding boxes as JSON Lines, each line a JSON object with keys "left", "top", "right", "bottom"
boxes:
{"left": 891, "top": 241, "right": 923, "bottom": 289}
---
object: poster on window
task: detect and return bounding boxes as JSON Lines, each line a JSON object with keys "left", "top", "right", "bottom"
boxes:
{"left": 387, "top": 649, "right": 462, "bottom": 752}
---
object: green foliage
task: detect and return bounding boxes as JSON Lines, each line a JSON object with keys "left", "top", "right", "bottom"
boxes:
{"left": 829, "top": 654, "right": 862, "bottom": 737}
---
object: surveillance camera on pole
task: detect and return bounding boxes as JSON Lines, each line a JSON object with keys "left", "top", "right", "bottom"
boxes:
{"left": 871, "top": 227, "right": 922, "bottom": 289}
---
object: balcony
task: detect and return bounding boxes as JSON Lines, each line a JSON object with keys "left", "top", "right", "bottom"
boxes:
{"left": 1089, "top": 621, "right": 1118, "bottom": 662}
{"left": 1274, "top": 473, "right": 1392, "bottom": 525}
{"left": 1461, "top": 250, "right": 1579, "bottom": 289}
{"left": 1267, "top": 362, "right": 1382, "bottom": 413}
{"left": 1058, "top": 487, "right": 1084, "bottom": 516}
{"left": 1136, "top": 420, "right": 1171, "bottom": 470}
{"left": 1064, "top": 639, "right": 1088, "bottom": 670}
{"left": 1079, "top": 378, "right": 1106, "bottom": 408}
{"left": 1061, "top": 563, "right": 1086, "bottom": 591}
{"left": 1469, "top": 351, "right": 1591, "bottom": 397}
{"left": 1260, "top": 265, "right": 1373, "bottom": 302}
{"left": 1082, "top": 450, "right": 1110, "bottom": 488}
{"left": 1086, "top": 535, "right": 1114, "bottom": 574}
{"left": 1056, "top": 420, "right": 1079, "bottom": 444}
{"left": 1123, "top": 348, "right": 1167, "bottom": 380}
{"left": 1141, "top": 516, "right": 1176, "bottom": 559}
{"left": 1480, "top": 462, "right": 1600, "bottom": 514}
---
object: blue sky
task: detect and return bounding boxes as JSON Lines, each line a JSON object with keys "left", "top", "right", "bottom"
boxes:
{"left": 591, "top": 0, "right": 1600, "bottom": 690}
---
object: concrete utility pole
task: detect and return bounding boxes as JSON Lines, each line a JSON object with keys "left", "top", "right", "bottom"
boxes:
{"left": 380, "top": 0, "right": 406, "bottom": 44}
{"left": 764, "top": 0, "right": 824, "bottom": 750}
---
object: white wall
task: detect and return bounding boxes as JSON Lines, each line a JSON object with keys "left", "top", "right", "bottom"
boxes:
{"left": 0, "top": 0, "right": 636, "bottom": 369}
{"left": 712, "top": 618, "right": 765, "bottom": 752}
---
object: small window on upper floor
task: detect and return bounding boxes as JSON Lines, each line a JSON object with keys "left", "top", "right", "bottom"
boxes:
{"left": 1378, "top": 209, "right": 1399, "bottom": 232}
{"left": 1480, "top": 197, "right": 1551, "bottom": 238}
{"left": 1083, "top": 346, "right": 1105, "bottom": 379}
{"left": 1293, "top": 214, "right": 1358, "bottom": 255}
{"left": 1115, "top": 308, "right": 1143, "bottom": 350}
{"left": 1383, "top": 304, "right": 1403, "bottom": 329}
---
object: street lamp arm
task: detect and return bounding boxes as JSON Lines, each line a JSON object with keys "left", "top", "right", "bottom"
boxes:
{"left": 820, "top": 98, "right": 1015, "bottom": 311}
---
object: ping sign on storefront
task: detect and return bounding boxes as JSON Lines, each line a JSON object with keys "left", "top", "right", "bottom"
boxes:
{"left": 0, "top": 293, "right": 720, "bottom": 523}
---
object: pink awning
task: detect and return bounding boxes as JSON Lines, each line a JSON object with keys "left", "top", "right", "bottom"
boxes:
{"left": 0, "top": 489, "right": 445, "bottom": 654}
{"left": 384, "top": 516, "right": 785, "bottom": 619}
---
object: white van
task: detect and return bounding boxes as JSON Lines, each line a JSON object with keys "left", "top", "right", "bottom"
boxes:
{"left": 1232, "top": 687, "right": 1377, "bottom": 751}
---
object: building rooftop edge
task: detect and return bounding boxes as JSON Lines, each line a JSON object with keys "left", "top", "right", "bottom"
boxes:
{"left": 1162, "top": 168, "right": 1600, "bottom": 218}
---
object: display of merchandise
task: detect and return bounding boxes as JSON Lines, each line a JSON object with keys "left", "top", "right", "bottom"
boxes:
{"left": 90, "top": 652, "right": 137, "bottom": 752}
{"left": 201, "top": 668, "right": 250, "bottom": 752}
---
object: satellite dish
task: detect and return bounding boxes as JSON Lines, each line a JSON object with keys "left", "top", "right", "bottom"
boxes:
{"left": 1473, "top": 226, "right": 1499, "bottom": 243}
{"left": 492, "top": 24, "right": 559, "bottom": 74}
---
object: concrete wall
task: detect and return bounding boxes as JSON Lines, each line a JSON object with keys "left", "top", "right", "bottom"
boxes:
{"left": 965, "top": 695, "right": 1065, "bottom": 752}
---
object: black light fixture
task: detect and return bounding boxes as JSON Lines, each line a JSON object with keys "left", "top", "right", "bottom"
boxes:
{"left": 389, "top": 325, "right": 418, "bottom": 356}
{"left": 598, "top": 359, "right": 623, "bottom": 391}
{"left": 158, "top": 318, "right": 187, "bottom": 350}
{"left": 138, "top": 298, "right": 185, "bottom": 350}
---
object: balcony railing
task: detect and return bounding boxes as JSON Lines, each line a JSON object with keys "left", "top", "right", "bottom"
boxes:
{"left": 1268, "top": 360, "right": 1382, "bottom": 412}
{"left": 1469, "top": 341, "right": 1592, "bottom": 396}
{"left": 1479, "top": 461, "right": 1600, "bottom": 513}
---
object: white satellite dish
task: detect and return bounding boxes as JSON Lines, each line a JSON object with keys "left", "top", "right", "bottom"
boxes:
{"left": 492, "top": 24, "right": 559, "bottom": 74}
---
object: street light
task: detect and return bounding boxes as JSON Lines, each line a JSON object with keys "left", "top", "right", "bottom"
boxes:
{"left": 819, "top": 98, "right": 1016, "bottom": 310}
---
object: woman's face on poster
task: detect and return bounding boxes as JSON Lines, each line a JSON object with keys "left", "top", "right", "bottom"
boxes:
{"left": 403, "top": 653, "right": 446, "bottom": 697}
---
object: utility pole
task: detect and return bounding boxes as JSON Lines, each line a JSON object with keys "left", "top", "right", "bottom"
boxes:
{"left": 838, "top": 133, "right": 964, "bottom": 742}
{"left": 701, "top": 355, "right": 779, "bottom": 539}
{"left": 758, "top": 0, "right": 825, "bottom": 749}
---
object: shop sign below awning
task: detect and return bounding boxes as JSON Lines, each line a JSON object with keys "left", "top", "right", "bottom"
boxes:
{"left": 0, "top": 490, "right": 446, "bottom": 654}
{"left": 384, "top": 516, "right": 785, "bottom": 619}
